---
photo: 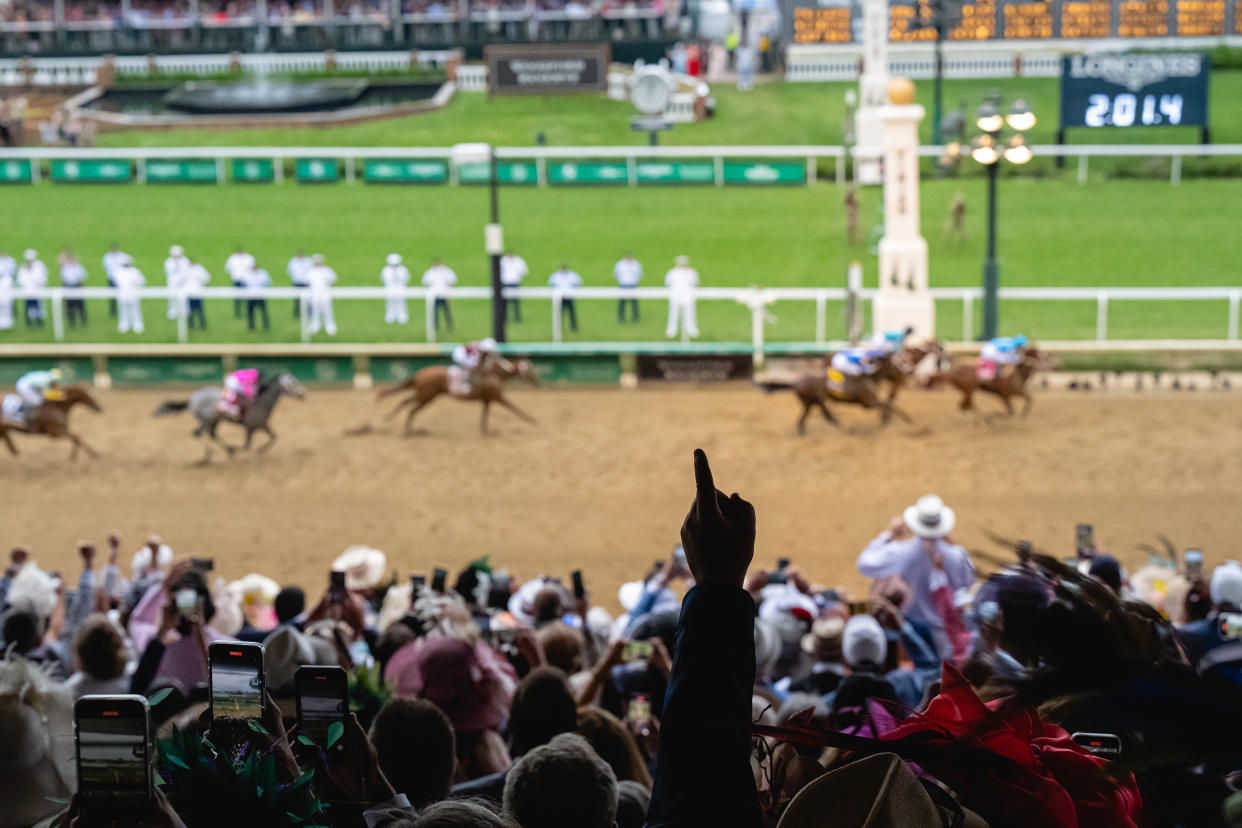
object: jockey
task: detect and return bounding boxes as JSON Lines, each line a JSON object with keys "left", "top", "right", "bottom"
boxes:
{"left": 16, "top": 368, "right": 63, "bottom": 410}
{"left": 220, "top": 367, "right": 261, "bottom": 420}
{"left": 869, "top": 326, "right": 914, "bottom": 356}
{"left": 451, "top": 337, "right": 498, "bottom": 391}
{"left": 978, "top": 334, "right": 1028, "bottom": 380}
{"left": 829, "top": 347, "right": 876, "bottom": 379}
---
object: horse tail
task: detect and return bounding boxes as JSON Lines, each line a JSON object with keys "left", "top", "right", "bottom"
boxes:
{"left": 153, "top": 400, "right": 189, "bottom": 417}
{"left": 756, "top": 381, "right": 795, "bottom": 393}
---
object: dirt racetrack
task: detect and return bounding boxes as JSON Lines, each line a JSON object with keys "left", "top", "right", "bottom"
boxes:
{"left": 3, "top": 384, "right": 1240, "bottom": 608}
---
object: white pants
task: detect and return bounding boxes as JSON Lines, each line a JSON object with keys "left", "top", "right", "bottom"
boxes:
{"left": 118, "top": 296, "right": 144, "bottom": 333}
{"left": 0, "top": 295, "right": 12, "bottom": 330}
{"left": 385, "top": 295, "right": 408, "bottom": 324}
{"left": 307, "top": 292, "right": 336, "bottom": 335}
{"left": 830, "top": 352, "right": 866, "bottom": 376}
{"left": 666, "top": 296, "right": 699, "bottom": 338}
{"left": 166, "top": 285, "right": 181, "bottom": 319}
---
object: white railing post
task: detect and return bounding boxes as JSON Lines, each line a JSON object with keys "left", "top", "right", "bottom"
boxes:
{"left": 552, "top": 292, "right": 563, "bottom": 343}
{"left": 1096, "top": 290, "right": 1109, "bottom": 341}
{"left": 345, "top": 156, "right": 355, "bottom": 184}
{"left": 215, "top": 158, "right": 225, "bottom": 184}
{"left": 50, "top": 288, "right": 64, "bottom": 342}
{"left": 714, "top": 155, "right": 723, "bottom": 188}
{"left": 424, "top": 292, "right": 436, "bottom": 344}
{"left": 1229, "top": 291, "right": 1240, "bottom": 340}
{"left": 806, "top": 155, "right": 816, "bottom": 186}
{"left": 1077, "top": 154, "right": 1087, "bottom": 185}
{"left": 815, "top": 290, "right": 827, "bottom": 344}
{"left": 626, "top": 155, "right": 636, "bottom": 187}
{"left": 177, "top": 292, "right": 189, "bottom": 343}
{"left": 1170, "top": 154, "right": 1182, "bottom": 187}
{"left": 274, "top": 159, "right": 284, "bottom": 183}
{"left": 750, "top": 292, "right": 765, "bottom": 368}
{"left": 136, "top": 158, "right": 146, "bottom": 184}
{"left": 536, "top": 156, "right": 546, "bottom": 187}
{"left": 835, "top": 149, "right": 845, "bottom": 187}
{"left": 962, "top": 293, "right": 973, "bottom": 342}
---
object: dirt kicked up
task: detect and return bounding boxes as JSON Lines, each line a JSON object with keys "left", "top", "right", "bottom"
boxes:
{"left": 4, "top": 385, "right": 1240, "bottom": 609}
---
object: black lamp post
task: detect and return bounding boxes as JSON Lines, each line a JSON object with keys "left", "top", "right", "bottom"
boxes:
{"left": 454, "top": 142, "right": 506, "bottom": 344}
{"left": 968, "top": 96, "right": 1035, "bottom": 340}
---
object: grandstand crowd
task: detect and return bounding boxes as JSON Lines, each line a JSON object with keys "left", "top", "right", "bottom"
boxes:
{"left": 2, "top": 451, "right": 1241, "bottom": 827}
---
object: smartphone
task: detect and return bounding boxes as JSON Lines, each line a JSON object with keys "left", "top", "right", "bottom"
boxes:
{"left": 623, "top": 640, "right": 654, "bottom": 662}
{"left": 1075, "top": 524, "right": 1095, "bottom": 560}
{"left": 410, "top": 574, "right": 426, "bottom": 591}
{"left": 1219, "top": 613, "right": 1242, "bottom": 640}
{"left": 432, "top": 567, "right": 448, "bottom": 594}
{"left": 209, "top": 642, "right": 265, "bottom": 722}
{"left": 175, "top": 587, "right": 198, "bottom": 618}
{"left": 571, "top": 570, "right": 585, "bottom": 600}
{"left": 1016, "top": 540, "right": 1033, "bottom": 565}
{"left": 75, "top": 695, "right": 153, "bottom": 815}
{"left": 1185, "top": 548, "right": 1204, "bottom": 579}
{"left": 776, "top": 557, "right": 791, "bottom": 571}
{"left": 295, "top": 666, "right": 349, "bottom": 748}
{"left": 190, "top": 557, "right": 214, "bottom": 572}
{"left": 1071, "top": 731, "right": 1121, "bottom": 758}
{"left": 329, "top": 570, "right": 347, "bottom": 605}
{"left": 627, "top": 693, "right": 652, "bottom": 729}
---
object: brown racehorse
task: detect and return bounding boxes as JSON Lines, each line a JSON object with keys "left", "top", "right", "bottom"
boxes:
{"left": 760, "top": 340, "right": 942, "bottom": 435}
{"left": 926, "top": 346, "right": 1057, "bottom": 418}
{"left": 0, "top": 385, "right": 102, "bottom": 460}
{"left": 378, "top": 356, "right": 539, "bottom": 435}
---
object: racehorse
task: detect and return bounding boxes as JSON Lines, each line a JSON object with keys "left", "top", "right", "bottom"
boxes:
{"left": 378, "top": 356, "right": 539, "bottom": 435}
{"left": 925, "top": 346, "right": 1057, "bottom": 418}
{"left": 0, "top": 384, "right": 101, "bottom": 460}
{"left": 760, "top": 341, "right": 942, "bottom": 435}
{"left": 153, "top": 372, "right": 307, "bottom": 463}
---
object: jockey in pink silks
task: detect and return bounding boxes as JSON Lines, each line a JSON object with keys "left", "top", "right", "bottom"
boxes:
{"left": 220, "top": 368, "right": 261, "bottom": 420}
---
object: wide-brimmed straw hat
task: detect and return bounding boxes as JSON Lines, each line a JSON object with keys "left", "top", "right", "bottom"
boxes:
{"left": 331, "top": 545, "right": 388, "bottom": 591}
{"left": 903, "top": 495, "right": 955, "bottom": 539}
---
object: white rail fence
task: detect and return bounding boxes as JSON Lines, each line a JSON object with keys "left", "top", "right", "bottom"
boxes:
{"left": 9, "top": 285, "right": 1242, "bottom": 358}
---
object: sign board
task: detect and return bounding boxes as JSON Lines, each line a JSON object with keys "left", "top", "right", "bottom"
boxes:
{"left": 547, "top": 161, "right": 628, "bottom": 184}
{"left": 232, "top": 158, "right": 275, "bottom": 182}
{"left": 0, "top": 357, "right": 92, "bottom": 385}
{"left": 108, "top": 357, "right": 224, "bottom": 386}
{"left": 0, "top": 159, "right": 32, "bottom": 183}
{"left": 364, "top": 159, "right": 449, "bottom": 184}
{"left": 237, "top": 356, "right": 354, "bottom": 385}
{"left": 296, "top": 158, "right": 339, "bottom": 183}
{"left": 485, "top": 44, "right": 610, "bottom": 96}
{"left": 369, "top": 356, "right": 444, "bottom": 384}
{"left": 636, "top": 354, "right": 753, "bottom": 382}
{"left": 1060, "top": 53, "right": 1208, "bottom": 128}
{"left": 458, "top": 161, "right": 538, "bottom": 185}
{"left": 145, "top": 159, "right": 219, "bottom": 183}
{"left": 722, "top": 162, "right": 806, "bottom": 184}
{"left": 635, "top": 162, "right": 715, "bottom": 184}
{"left": 530, "top": 355, "right": 622, "bottom": 384}
{"left": 51, "top": 159, "right": 131, "bottom": 182}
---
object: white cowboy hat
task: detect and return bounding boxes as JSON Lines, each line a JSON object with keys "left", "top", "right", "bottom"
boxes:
{"left": 230, "top": 573, "right": 281, "bottom": 606}
{"left": 312, "top": 253, "right": 325, "bottom": 264}
{"left": 386, "top": 253, "right": 402, "bottom": 266}
{"left": 618, "top": 580, "right": 645, "bottom": 613}
{"left": 169, "top": 244, "right": 183, "bottom": 256}
{"left": 331, "top": 545, "right": 387, "bottom": 591}
{"left": 842, "top": 614, "right": 887, "bottom": 670}
{"left": 903, "top": 494, "right": 955, "bottom": 539}
{"left": 22, "top": 249, "right": 36, "bottom": 261}
{"left": 262, "top": 625, "right": 336, "bottom": 696}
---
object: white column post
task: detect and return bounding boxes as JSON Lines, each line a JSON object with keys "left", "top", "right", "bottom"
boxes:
{"left": 1096, "top": 291, "right": 1109, "bottom": 341}
{"left": 552, "top": 292, "right": 563, "bottom": 343}
{"left": 962, "top": 294, "right": 973, "bottom": 342}
{"left": 750, "top": 296, "right": 765, "bottom": 368}
{"left": 806, "top": 155, "right": 816, "bottom": 186}
{"left": 854, "top": 0, "right": 890, "bottom": 185}
{"left": 815, "top": 291, "right": 827, "bottom": 344}
{"left": 424, "top": 292, "right": 436, "bottom": 343}
{"left": 177, "top": 291, "right": 189, "bottom": 343}
{"left": 1077, "top": 154, "right": 1088, "bottom": 185}
{"left": 50, "top": 289, "right": 64, "bottom": 342}
{"left": 1228, "top": 291, "right": 1239, "bottom": 340}
{"left": 1171, "top": 154, "right": 1182, "bottom": 187}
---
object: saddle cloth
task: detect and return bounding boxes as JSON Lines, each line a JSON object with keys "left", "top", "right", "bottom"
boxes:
{"left": 826, "top": 368, "right": 847, "bottom": 394}
{"left": 1, "top": 394, "right": 27, "bottom": 427}
{"left": 447, "top": 365, "right": 472, "bottom": 395}
{"left": 975, "top": 358, "right": 998, "bottom": 381}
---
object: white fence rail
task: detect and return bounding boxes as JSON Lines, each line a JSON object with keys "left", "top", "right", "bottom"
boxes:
{"left": 9, "top": 285, "right": 1242, "bottom": 358}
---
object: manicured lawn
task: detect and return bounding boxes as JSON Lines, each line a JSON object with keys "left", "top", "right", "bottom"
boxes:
{"left": 1, "top": 176, "right": 1238, "bottom": 344}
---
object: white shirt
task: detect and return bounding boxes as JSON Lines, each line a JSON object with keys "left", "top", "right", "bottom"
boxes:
{"left": 225, "top": 252, "right": 256, "bottom": 285}
{"left": 421, "top": 265, "right": 457, "bottom": 291}
{"left": 613, "top": 258, "right": 643, "bottom": 287}
{"left": 244, "top": 267, "right": 271, "bottom": 293}
{"left": 60, "top": 261, "right": 87, "bottom": 287}
{"left": 113, "top": 264, "right": 146, "bottom": 296}
{"left": 856, "top": 532, "right": 975, "bottom": 632}
{"left": 499, "top": 254, "right": 528, "bottom": 286}
{"left": 382, "top": 265, "right": 411, "bottom": 292}
{"left": 17, "top": 260, "right": 47, "bottom": 292}
{"left": 0, "top": 255, "right": 15, "bottom": 282}
{"left": 184, "top": 263, "right": 210, "bottom": 296}
{"left": 549, "top": 268, "right": 583, "bottom": 291}
{"left": 664, "top": 265, "right": 699, "bottom": 298}
{"left": 164, "top": 255, "right": 189, "bottom": 289}
{"left": 102, "top": 250, "right": 129, "bottom": 281}
{"left": 287, "top": 255, "right": 313, "bottom": 287}
{"left": 306, "top": 264, "right": 337, "bottom": 294}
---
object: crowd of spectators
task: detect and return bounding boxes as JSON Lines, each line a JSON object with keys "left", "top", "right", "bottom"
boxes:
{"left": 2, "top": 449, "right": 1242, "bottom": 827}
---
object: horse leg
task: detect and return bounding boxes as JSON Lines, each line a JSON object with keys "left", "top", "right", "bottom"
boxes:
{"left": 814, "top": 399, "right": 842, "bottom": 431}
{"left": 0, "top": 429, "right": 16, "bottom": 456}
{"left": 208, "top": 423, "right": 236, "bottom": 457}
{"left": 1020, "top": 391, "right": 1034, "bottom": 417}
{"left": 497, "top": 396, "right": 536, "bottom": 426}
{"left": 66, "top": 431, "right": 99, "bottom": 461}
{"left": 385, "top": 394, "right": 417, "bottom": 421}
{"left": 403, "top": 397, "right": 434, "bottom": 436}
{"left": 256, "top": 425, "right": 277, "bottom": 454}
{"left": 480, "top": 401, "right": 491, "bottom": 435}
{"left": 796, "top": 399, "right": 812, "bottom": 435}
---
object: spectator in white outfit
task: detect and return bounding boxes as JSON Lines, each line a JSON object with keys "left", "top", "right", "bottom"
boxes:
{"left": 183, "top": 257, "right": 210, "bottom": 330}
{"left": 305, "top": 253, "right": 337, "bottom": 336}
{"left": 382, "top": 253, "right": 411, "bottom": 325}
{"left": 243, "top": 262, "right": 271, "bottom": 331}
{"left": 225, "top": 245, "right": 256, "bottom": 320}
{"left": 114, "top": 258, "right": 145, "bottom": 334}
{"left": 102, "top": 242, "right": 129, "bottom": 318}
{"left": 59, "top": 246, "right": 88, "bottom": 329}
{"left": 287, "top": 249, "right": 313, "bottom": 320}
{"left": 17, "top": 249, "right": 47, "bottom": 328}
{"left": 421, "top": 258, "right": 457, "bottom": 334}
{"left": 664, "top": 254, "right": 700, "bottom": 339}
{"left": 0, "top": 250, "right": 14, "bottom": 331}
{"left": 613, "top": 251, "right": 642, "bottom": 323}
{"left": 164, "top": 245, "right": 190, "bottom": 320}
{"left": 549, "top": 263, "right": 583, "bottom": 334}
{"left": 499, "top": 251, "right": 529, "bottom": 323}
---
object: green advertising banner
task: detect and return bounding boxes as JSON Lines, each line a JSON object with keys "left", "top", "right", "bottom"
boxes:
{"left": 722, "top": 162, "right": 805, "bottom": 184}
{"left": 635, "top": 162, "right": 715, "bottom": 184}
{"left": 296, "top": 158, "right": 339, "bottom": 183}
{"left": 531, "top": 356, "right": 622, "bottom": 384}
{"left": 50, "top": 159, "right": 132, "bottom": 183}
{"left": 237, "top": 356, "right": 354, "bottom": 385}
{"left": 458, "top": 161, "right": 538, "bottom": 185}
{"left": 0, "top": 357, "right": 93, "bottom": 385}
{"left": 0, "top": 159, "right": 33, "bottom": 184}
{"left": 108, "top": 357, "right": 224, "bottom": 386}
{"left": 547, "top": 161, "right": 628, "bottom": 185}
{"left": 232, "top": 158, "right": 275, "bottom": 183}
{"left": 364, "top": 160, "right": 449, "bottom": 184}
{"left": 369, "top": 356, "right": 444, "bottom": 384}
{"left": 145, "top": 159, "right": 219, "bottom": 184}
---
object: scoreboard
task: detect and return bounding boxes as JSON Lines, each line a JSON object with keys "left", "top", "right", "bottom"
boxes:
{"left": 788, "top": 0, "right": 1233, "bottom": 42}
{"left": 1059, "top": 52, "right": 1208, "bottom": 128}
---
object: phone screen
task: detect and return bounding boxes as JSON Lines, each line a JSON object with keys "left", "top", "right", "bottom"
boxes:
{"left": 1219, "top": 613, "right": 1242, "bottom": 641}
{"left": 1075, "top": 524, "right": 1095, "bottom": 559}
{"left": 432, "top": 567, "right": 448, "bottom": 594}
{"left": 210, "top": 644, "right": 265, "bottom": 722}
{"left": 623, "top": 640, "right": 653, "bottom": 662}
{"left": 329, "top": 570, "right": 347, "bottom": 604}
{"left": 776, "top": 557, "right": 791, "bottom": 571}
{"left": 296, "top": 667, "right": 348, "bottom": 747}
{"left": 175, "top": 588, "right": 198, "bottom": 617}
{"left": 627, "top": 693, "right": 652, "bottom": 728}
{"left": 410, "top": 574, "right": 426, "bottom": 590}
{"left": 1071, "top": 731, "right": 1121, "bottom": 758}
{"left": 571, "top": 570, "right": 585, "bottom": 600}
{"left": 1185, "top": 549, "right": 1204, "bottom": 578}
{"left": 76, "top": 696, "right": 151, "bottom": 811}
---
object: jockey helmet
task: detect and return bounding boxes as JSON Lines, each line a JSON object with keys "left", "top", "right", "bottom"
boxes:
{"left": 1014, "top": 334, "right": 1028, "bottom": 347}
{"left": 480, "top": 337, "right": 498, "bottom": 352}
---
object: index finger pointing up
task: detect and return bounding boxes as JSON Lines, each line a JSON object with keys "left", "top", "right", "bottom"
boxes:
{"left": 693, "top": 448, "right": 718, "bottom": 508}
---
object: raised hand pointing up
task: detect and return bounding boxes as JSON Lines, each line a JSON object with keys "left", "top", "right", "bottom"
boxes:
{"left": 680, "top": 448, "right": 756, "bottom": 589}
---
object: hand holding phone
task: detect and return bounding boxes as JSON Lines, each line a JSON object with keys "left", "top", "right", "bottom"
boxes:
{"left": 75, "top": 695, "right": 153, "bottom": 816}
{"left": 623, "top": 640, "right": 654, "bottom": 663}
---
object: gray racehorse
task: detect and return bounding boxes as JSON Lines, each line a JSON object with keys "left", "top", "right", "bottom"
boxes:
{"left": 154, "top": 372, "right": 306, "bottom": 463}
